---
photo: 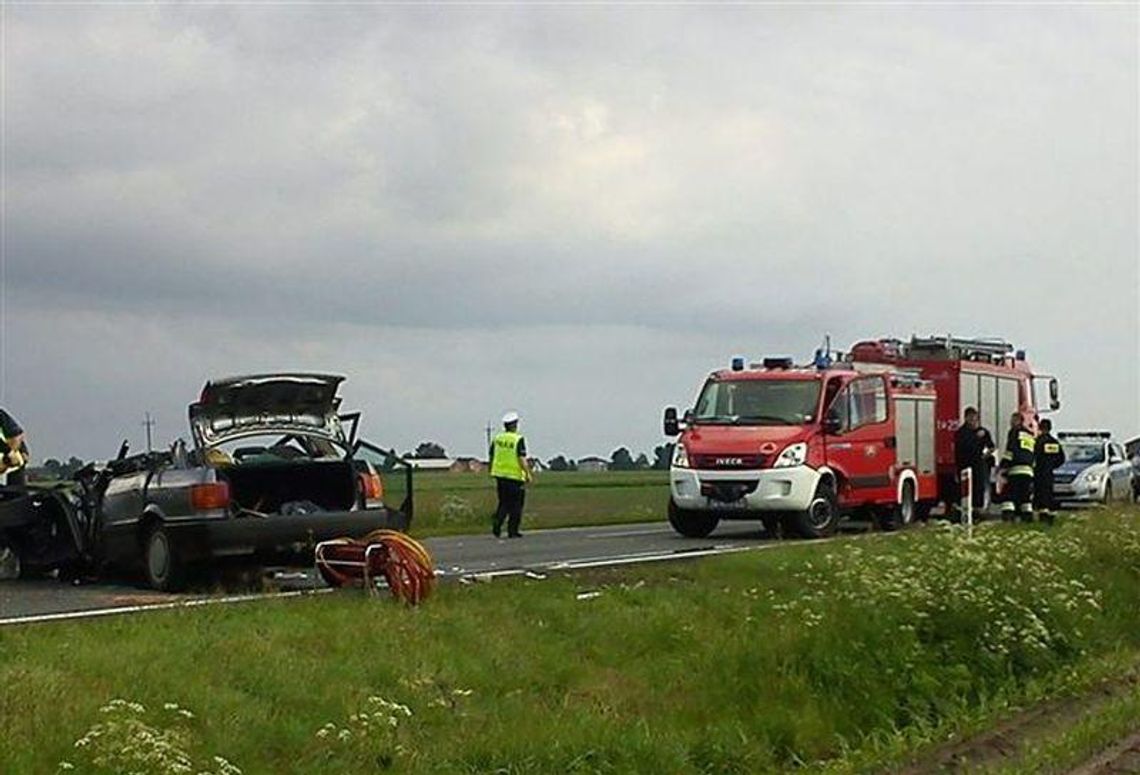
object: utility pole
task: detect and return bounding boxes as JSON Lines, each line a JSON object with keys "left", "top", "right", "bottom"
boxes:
{"left": 484, "top": 421, "right": 494, "bottom": 454}
{"left": 142, "top": 412, "right": 156, "bottom": 453}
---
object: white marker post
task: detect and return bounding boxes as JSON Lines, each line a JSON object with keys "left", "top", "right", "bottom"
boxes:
{"left": 960, "top": 468, "right": 973, "bottom": 539}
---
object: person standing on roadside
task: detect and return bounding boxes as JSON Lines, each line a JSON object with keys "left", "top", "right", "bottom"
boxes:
{"left": 0, "top": 407, "right": 29, "bottom": 489}
{"left": 489, "top": 411, "right": 533, "bottom": 538}
{"left": 999, "top": 412, "right": 1036, "bottom": 522}
{"left": 954, "top": 407, "right": 995, "bottom": 517}
{"left": 1033, "top": 418, "right": 1065, "bottom": 524}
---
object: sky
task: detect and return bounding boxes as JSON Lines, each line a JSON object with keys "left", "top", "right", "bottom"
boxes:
{"left": 1, "top": 4, "right": 1137, "bottom": 463}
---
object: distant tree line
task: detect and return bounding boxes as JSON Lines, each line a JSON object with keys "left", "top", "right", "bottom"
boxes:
{"left": 547, "top": 443, "right": 674, "bottom": 472}
{"left": 398, "top": 441, "right": 676, "bottom": 472}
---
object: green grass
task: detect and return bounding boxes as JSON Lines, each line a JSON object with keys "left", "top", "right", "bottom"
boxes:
{"left": 398, "top": 470, "right": 669, "bottom": 537}
{"left": 986, "top": 681, "right": 1140, "bottom": 774}
{"left": 3, "top": 508, "right": 1140, "bottom": 774}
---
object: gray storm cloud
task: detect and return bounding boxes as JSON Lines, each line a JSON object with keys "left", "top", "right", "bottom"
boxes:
{"left": 2, "top": 4, "right": 1136, "bottom": 461}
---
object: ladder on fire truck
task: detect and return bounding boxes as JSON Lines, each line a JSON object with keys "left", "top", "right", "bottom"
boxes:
{"left": 906, "top": 335, "right": 1014, "bottom": 363}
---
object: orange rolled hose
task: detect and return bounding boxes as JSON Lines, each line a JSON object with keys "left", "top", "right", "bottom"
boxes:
{"left": 315, "top": 530, "right": 435, "bottom": 605}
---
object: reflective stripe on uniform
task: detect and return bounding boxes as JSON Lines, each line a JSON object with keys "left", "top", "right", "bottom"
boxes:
{"left": 1018, "top": 433, "right": 1035, "bottom": 452}
{"left": 1001, "top": 501, "right": 1015, "bottom": 512}
{"left": 1018, "top": 502, "right": 1033, "bottom": 513}
{"left": 1008, "top": 465, "right": 1034, "bottom": 477}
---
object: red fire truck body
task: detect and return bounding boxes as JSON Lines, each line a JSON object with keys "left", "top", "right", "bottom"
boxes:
{"left": 849, "top": 336, "right": 1060, "bottom": 504}
{"left": 663, "top": 336, "right": 1060, "bottom": 540}
{"left": 663, "top": 358, "right": 938, "bottom": 539}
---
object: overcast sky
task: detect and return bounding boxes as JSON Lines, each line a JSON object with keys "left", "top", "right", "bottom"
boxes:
{"left": 1, "top": 4, "right": 1137, "bottom": 463}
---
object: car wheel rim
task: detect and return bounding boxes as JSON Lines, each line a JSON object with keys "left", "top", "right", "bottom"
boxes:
{"left": 149, "top": 533, "right": 169, "bottom": 581}
{"left": 808, "top": 497, "right": 833, "bottom": 528}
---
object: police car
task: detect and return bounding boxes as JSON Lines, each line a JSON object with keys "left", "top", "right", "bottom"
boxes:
{"left": 1053, "top": 431, "right": 1134, "bottom": 505}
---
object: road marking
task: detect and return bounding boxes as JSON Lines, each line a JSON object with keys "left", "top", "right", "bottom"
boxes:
{"left": 0, "top": 588, "right": 334, "bottom": 627}
{"left": 587, "top": 527, "right": 673, "bottom": 538}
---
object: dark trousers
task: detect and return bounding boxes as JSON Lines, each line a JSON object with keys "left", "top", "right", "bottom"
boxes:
{"left": 1001, "top": 474, "right": 1034, "bottom": 520}
{"left": 493, "top": 478, "right": 526, "bottom": 536}
{"left": 954, "top": 462, "right": 990, "bottom": 509}
{"left": 1033, "top": 472, "right": 1057, "bottom": 512}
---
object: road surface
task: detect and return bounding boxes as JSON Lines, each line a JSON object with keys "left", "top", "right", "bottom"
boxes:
{"left": 2, "top": 519, "right": 846, "bottom": 626}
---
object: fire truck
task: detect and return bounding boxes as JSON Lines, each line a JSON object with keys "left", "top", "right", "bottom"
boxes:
{"left": 662, "top": 335, "right": 1060, "bottom": 539}
{"left": 849, "top": 336, "right": 1060, "bottom": 509}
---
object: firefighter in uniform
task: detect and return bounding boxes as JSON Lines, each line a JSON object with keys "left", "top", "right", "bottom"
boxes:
{"left": 1033, "top": 418, "right": 1065, "bottom": 524}
{"left": 489, "top": 411, "right": 533, "bottom": 538}
{"left": 0, "top": 407, "right": 28, "bottom": 489}
{"left": 999, "top": 412, "right": 1035, "bottom": 522}
{"left": 954, "top": 407, "right": 995, "bottom": 518}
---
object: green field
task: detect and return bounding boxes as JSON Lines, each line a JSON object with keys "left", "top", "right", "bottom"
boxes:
{"left": 396, "top": 470, "right": 670, "bottom": 537}
{"left": 3, "top": 508, "right": 1140, "bottom": 774}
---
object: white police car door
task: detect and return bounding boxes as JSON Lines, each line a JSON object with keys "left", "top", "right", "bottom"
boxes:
{"left": 1107, "top": 443, "right": 1131, "bottom": 501}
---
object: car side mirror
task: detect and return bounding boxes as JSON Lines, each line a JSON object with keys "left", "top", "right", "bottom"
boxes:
{"left": 823, "top": 412, "right": 842, "bottom": 435}
{"left": 663, "top": 407, "right": 680, "bottom": 437}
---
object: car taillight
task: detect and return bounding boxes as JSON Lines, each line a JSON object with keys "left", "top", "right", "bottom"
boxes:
{"left": 359, "top": 472, "right": 384, "bottom": 502}
{"left": 190, "top": 482, "right": 230, "bottom": 512}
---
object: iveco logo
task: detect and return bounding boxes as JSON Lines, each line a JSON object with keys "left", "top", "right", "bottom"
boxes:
{"left": 716, "top": 457, "right": 745, "bottom": 466}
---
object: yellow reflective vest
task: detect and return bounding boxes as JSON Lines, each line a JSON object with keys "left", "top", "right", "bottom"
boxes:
{"left": 490, "top": 432, "right": 526, "bottom": 482}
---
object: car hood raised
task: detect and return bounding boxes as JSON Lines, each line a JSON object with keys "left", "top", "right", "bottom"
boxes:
{"left": 189, "top": 373, "right": 346, "bottom": 447}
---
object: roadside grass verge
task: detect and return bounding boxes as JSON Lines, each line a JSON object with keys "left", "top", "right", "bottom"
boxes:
{"left": 2, "top": 507, "right": 1139, "bottom": 773}
{"left": 402, "top": 470, "right": 669, "bottom": 537}
{"left": 987, "top": 678, "right": 1140, "bottom": 774}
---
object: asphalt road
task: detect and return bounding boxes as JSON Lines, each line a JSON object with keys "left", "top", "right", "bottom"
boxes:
{"left": 1, "top": 519, "right": 819, "bottom": 626}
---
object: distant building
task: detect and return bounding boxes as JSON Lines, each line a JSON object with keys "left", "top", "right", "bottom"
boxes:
{"left": 408, "top": 458, "right": 454, "bottom": 472}
{"left": 450, "top": 457, "right": 488, "bottom": 473}
{"left": 576, "top": 456, "right": 609, "bottom": 473}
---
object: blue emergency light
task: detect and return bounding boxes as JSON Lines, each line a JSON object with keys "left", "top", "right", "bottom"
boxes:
{"left": 731, "top": 356, "right": 745, "bottom": 371}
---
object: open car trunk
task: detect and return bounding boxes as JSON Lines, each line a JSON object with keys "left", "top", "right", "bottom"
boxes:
{"left": 217, "top": 461, "right": 357, "bottom": 515}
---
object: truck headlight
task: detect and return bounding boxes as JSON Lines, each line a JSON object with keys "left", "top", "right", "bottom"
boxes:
{"left": 773, "top": 442, "right": 807, "bottom": 468}
{"left": 672, "top": 444, "right": 691, "bottom": 469}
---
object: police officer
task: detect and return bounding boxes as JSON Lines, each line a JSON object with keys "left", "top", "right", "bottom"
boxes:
{"left": 0, "top": 407, "right": 28, "bottom": 488}
{"left": 999, "top": 412, "right": 1035, "bottom": 522}
{"left": 489, "top": 411, "right": 533, "bottom": 538}
{"left": 1033, "top": 418, "right": 1065, "bottom": 524}
{"left": 954, "top": 407, "right": 995, "bottom": 517}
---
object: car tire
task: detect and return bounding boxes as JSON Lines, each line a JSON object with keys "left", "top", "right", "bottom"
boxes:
{"left": 667, "top": 500, "right": 718, "bottom": 538}
{"left": 144, "top": 523, "right": 186, "bottom": 592}
{"left": 790, "top": 480, "right": 839, "bottom": 539}
{"left": 879, "top": 482, "right": 915, "bottom": 532}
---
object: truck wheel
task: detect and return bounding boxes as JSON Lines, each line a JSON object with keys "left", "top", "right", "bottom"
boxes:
{"left": 880, "top": 482, "right": 915, "bottom": 531}
{"left": 790, "top": 481, "right": 839, "bottom": 539}
{"left": 667, "top": 500, "right": 718, "bottom": 538}
{"left": 144, "top": 523, "right": 186, "bottom": 592}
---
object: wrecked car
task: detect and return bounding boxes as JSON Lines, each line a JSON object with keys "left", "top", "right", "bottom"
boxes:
{"left": 0, "top": 373, "right": 413, "bottom": 591}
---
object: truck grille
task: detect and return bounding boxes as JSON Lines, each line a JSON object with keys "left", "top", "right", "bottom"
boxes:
{"left": 692, "top": 454, "right": 766, "bottom": 470}
{"left": 700, "top": 481, "right": 759, "bottom": 503}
